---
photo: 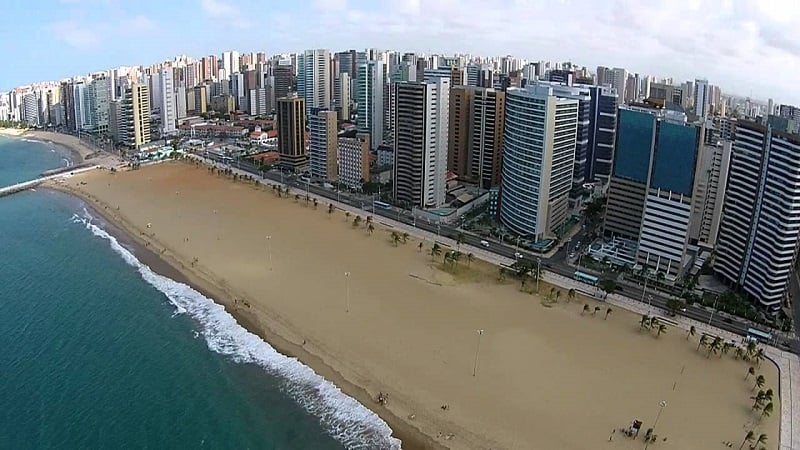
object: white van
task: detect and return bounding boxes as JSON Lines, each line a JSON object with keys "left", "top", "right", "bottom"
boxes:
{"left": 480, "top": 240, "right": 490, "bottom": 247}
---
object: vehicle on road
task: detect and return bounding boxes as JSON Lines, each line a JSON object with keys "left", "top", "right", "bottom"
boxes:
{"left": 515, "top": 252, "right": 523, "bottom": 259}
{"left": 747, "top": 327, "right": 771, "bottom": 343}
{"left": 574, "top": 271, "right": 599, "bottom": 286}
{"left": 480, "top": 240, "right": 490, "bottom": 247}
{"left": 374, "top": 200, "right": 392, "bottom": 210}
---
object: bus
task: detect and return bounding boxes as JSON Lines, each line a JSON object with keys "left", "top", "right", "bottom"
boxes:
{"left": 374, "top": 200, "right": 392, "bottom": 210}
{"left": 574, "top": 271, "right": 599, "bottom": 286}
{"left": 747, "top": 328, "right": 772, "bottom": 344}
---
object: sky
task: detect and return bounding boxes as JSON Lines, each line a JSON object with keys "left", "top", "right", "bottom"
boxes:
{"left": 1, "top": 0, "right": 799, "bottom": 104}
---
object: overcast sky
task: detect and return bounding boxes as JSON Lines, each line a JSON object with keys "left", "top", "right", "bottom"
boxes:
{"left": 1, "top": 0, "right": 798, "bottom": 104}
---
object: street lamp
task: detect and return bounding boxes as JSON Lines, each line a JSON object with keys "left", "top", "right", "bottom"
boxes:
{"left": 647, "top": 294, "right": 653, "bottom": 314}
{"left": 266, "top": 235, "right": 273, "bottom": 271}
{"left": 472, "top": 329, "right": 484, "bottom": 377}
{"left": 644, "top": 401, "right": 667, "bottom": 450}
{"left": 344, "top": 271, "right": 351, "bottom": 313}
{"left": 708, "top": 295, "right": 719, "bottom": 326}
{"left": 536, "top": 257, "right": 542, "bottom": 293}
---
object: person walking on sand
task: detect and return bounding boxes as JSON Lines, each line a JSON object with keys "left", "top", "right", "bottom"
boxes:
{"left": 609, "top": 429, "right": 615, "bottom": 441}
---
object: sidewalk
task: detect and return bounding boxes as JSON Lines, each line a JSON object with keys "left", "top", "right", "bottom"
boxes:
{"left": 195, "top": 156, "right": 799, "bottom": 450}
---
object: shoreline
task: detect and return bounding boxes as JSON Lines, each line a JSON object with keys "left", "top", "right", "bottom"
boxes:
{"left": 45, "top": 161, "right": 785, "bottom": 449}
{"left": 0, "top": 128, "right": 108, "bottom": 166}
{"left": 46, "top": 183, "right": 439, "bottom": 450}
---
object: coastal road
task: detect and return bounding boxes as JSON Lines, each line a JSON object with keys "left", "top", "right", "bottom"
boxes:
{"left": 198, "top": 152, "right": 800, "bottom": 354}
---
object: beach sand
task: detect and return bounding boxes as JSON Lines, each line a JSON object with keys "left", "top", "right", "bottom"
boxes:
{"left": 53, "top": 160, "right": 781, "bottom": 450}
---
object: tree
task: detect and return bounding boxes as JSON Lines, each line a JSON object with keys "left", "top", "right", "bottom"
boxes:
{"left": 599, "top": 279, "right": 616, "bottom": 294}
{"left": 697, "top": 334, "right": 709, "bottom": 352}
{"left": 555, "top": 290, "right": 562, "bottom": 303}
{"left": 353, "top": 216, "right": 362, "bottom": 227}
{"left": 666, "top": 297, "right": 683, "bottom": 316}
{"left": 294, "top": 194, "right": 300, "bottom": 202}
{"left": 721, "top": 342, "right": 733, "bottom": 357}
{"left": 567, "top": 288, "right": 576, "bottom": 304}
{"left": 313, "top": 198, "right": 318, "bottom": 209}
{"left": 418, "top": 242, "right": 423, "bottom": 252}
{"left": 498, "top": 267, "right": 507, "bottom": 281}
{"left": 745, "top": 366, "right": 755, "bottom": 381}
{"left": 753, "top": 374, "right": 765, "bottom": 391}
{"left": 328, "top": 203, "right": 335, "bottom": 216}
{"left": 687, "top": 325, "right": 696, "bottom": 340}
{"left": 761, "top": 402, "right": 773, "bottom": 420}
{"left": 430, "top": 243, "right": 442, "bottom": 261}
{"left": 593, "top": 306, "right": 601, "bottom": 316}
{"left": 367, "top": 223, "right": 375, "bottom": 234}
{"left": 548, "top": 287, "right": 556, "bottom": 302}
{"left": 751, "top": 390, "right": 766, "bottom": 410}
{"left": 450, "top": 251, "right": 462, "bottom": 266}
{"left": 708, "top": 336, "right": 723, "bottom": 358}
{"left": 345, "top": 211, "right": 351, "bottom": 221}
{"left": 582, "top": 304, "right": 590, "bottom": 315}
{"left": 753, "top": 348, "right": 766, "bottom": 367}
{"left": 391, "top": 231, "right": 401, "bottom": 246}
{"left": 467, "top": 253, "right": 474, "bottom": 266}
{"left": 753, "top": 433, "right": 768, "bottom": 449}
{"left": 739, "top": 430, "right": 755, "bottom": 450}
{"left": 640, "top": 315, "right": 650, "bottom": 331}
{"left": 605, "top": 307, "right": 612, "bottom": 320}
{"left": 402, "top": 232, "right": 409, "bottom": 244}
{"left": 735, "top": 346, "right": 746, "bottom": 360}
{"left": 657, "top": 323, "right": 667, "bottom": 337}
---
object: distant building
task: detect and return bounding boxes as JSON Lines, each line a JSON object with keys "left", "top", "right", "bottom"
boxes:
{"left": 334, "top": 73, "right": 350, "bottom": 120}
{"left": 499, "top": 85, "right": 578, "bottom": 240}
{"left": 159, "top": 69, "right": 177, "bottom": 135}
{"left": 586, "top": 85, "right": 618, "bottom": 184}
{"left": 120, "top": 83, "right": 151, "bottom": 149}
{"left": 448, "top": 86, "right": 505, "bottom": 188}
{"left": 694, "top": 78, "right": 709, "bottom": 118}
{"left": 689, "top": 141, "right": 732, "bottom": 248}
{"left": 308, "top": 109, "right": 338, "bottom": 181}
{"left": 276, "top": 95, "right": 307, "bottom": 171}
{"left": 715, "top": 121, "right": 800, "bottom": 312}
{"left": 338, "top": 133, "right": 371, "bottom": 189}
{"left": 297, "top": 49, "right": 332, "bottom": 115}
{"left": 357, "top": 60, "right": 384, "bottom": 148}
{"left": 210, "top": 94, "right": 235, "bottom": 115}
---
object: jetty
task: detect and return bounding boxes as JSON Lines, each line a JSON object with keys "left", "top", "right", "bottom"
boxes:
{"left": 0, "top": 165, "right": 98, "bottom": 198}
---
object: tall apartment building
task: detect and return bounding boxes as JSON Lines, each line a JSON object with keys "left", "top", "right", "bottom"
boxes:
{"left": 297, "top": 49, "right": 332, "bottom": 115}
{"left": 191, "top": 86, "right": 207, "bottom": 115}
{"left": 448, "top": 86, "right": 505, "bottom": 188}
{"left": 119, "top": 83, "right": 151, "bottom": 149}
{"left": 338, "top": 133, "right": 370, "bottom": 189}
{"left": 221, "top": 51, "right": 240, "bottom": 80}
{"left": 159, "top": 69, "right": 176, "bottom": 135}
{"left": 308, "top": 109, "right": 338, "bottom": 181}
{"left": 88, "top": 77, "right": 111, "bottom": 135}
{"left": 273, "top": 64, "right": 293, "bottom": 101}
{"left": 714, "top": 122, "right": 800, "bottom": 311}
{"left": 392, "top": 78, "right": 450, "bottom": 208}
{"left": 357, "top": 60, "right": 384, "bottom": 149}
{"left": 276, "top": 95, "right": 307, "bottom": 172}
{"left": 688, "top": 141, "right": 732, "bottom": 248}
{"left": 499, "top": 85, "right": 579, "bottom": 240}
{"left": 586, "top": 85, "right": 618, "bottom": 184}
{"left": 603, "top": 106, "right": 701, "bottom": 278}
{"left": 334, "top": 72, "right": 350, "bottom": 120}
{"left": 694, "top": 78, "right": 709, "bottom": 118}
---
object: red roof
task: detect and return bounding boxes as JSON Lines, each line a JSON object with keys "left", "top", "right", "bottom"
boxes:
{"left": 266, "top": 130, "right": 278, "bottom": 138}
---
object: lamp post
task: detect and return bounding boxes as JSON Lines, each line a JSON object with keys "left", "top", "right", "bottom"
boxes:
{"left": 472, "top": 329, "right": 484, "bottom": 377}
{"left": 644, "top": 401, "right": 667, "bottom": 450}
{"left": 536, "top": 257, "right": 542, "bottom": 293}
{"left": 344, "top": 271, "right": 351, "bottom": 313}
{"left": 647, "top": 294, "right": 653, "bottom": 314}
{"left": 708, "top": 295, "right": 719, "bottom": 326}
{"left": 266, "top": 235, "right": 273, "bottom": 271}
{"left": 640, "top": 270, "right": 649, "bottom": 309}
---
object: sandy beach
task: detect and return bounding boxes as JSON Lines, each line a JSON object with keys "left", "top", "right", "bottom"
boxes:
{"left": 52, "top": 160, "right": 781, "bottom": 449}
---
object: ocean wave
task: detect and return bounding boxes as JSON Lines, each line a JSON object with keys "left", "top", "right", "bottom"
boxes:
{"left": 72, "top": 213, "right": 402, "bottom": 450}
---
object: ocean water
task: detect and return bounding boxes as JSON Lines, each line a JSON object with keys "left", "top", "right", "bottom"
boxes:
{"left": 0, "top": 137, "right": 399, "bottom": 449}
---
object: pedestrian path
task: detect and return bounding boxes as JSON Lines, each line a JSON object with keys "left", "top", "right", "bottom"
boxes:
{"left": 193, "top": 155, "right": 799, "bottom": 450}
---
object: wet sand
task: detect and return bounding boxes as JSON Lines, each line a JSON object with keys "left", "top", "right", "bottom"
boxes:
{"left": 51, "top": 160, "right": 780, "bottom": 449}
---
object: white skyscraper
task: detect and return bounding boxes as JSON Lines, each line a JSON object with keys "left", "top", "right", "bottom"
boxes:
{"left": 221, "top": 51, "right": 240, "bottom": 80}
{"left": 694, "top": 78, "right": 709, "bottom": 118}
{"left": 611, "top": 68, "right": 628, "bottom": 104}
{"left": 357, "top": 60, "right": 384, "bottom": 148}
{"left": 159, "top": 69, "right": 176, "bottom": 135}
{"left": 297, "top": 49, "right": 332, "bottom": 115}
{"left": 392, "top": 77, "right": 450, "bottom": 208}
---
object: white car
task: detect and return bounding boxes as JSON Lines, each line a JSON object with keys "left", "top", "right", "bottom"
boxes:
{"left": 515, "top": 252, "right": 523, "bottom": 259}
{"left": 480, "top": 240, "right": 490, "bottom": 247}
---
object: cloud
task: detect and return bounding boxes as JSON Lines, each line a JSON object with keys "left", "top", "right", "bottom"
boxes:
{"left": 122, "top": 15, "right": 156, "bottom": 32}
{"left": 48, "top": 21, "right": 100, "bottom": 49}
{"left": 200, "top": 0, "right": 251, "bottom": 29}
{"left": 313, "top": 0, "right": 348, "bottom": 11}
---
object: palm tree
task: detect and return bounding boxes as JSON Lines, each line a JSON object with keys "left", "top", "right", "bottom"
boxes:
{"left": 657, "top": 323, "right": 667, "bottom": 337}
{"left": 765, "top": 388, "right": 774, "bottom": 402}
{"left": 366, "top": 215, "right": 373, "bottom": 225}
{"left": 418, "top": 242, "right": 423, "bottom": 252}
{"left": 753, "top": 374, "right": 766, "bottom": 391}
{"left": 745, "top": 366, "right": 756, "bottom": 381}
{"left": 294, "top": 193, "right": 300, "bottom": 202}
{"left": 640, "top": 314, "right": 650, "bottom": 331}
{"left": 450, "top": 251, "right": 462, "bottom": 266}
{"left": 328, "top": 203, "right": 335, "bottom": 216}
{"left": 498, "top": 267, "right": 507, "bottom": 281}
{"left": 402, "top": 232, "right": 409, "bottom": 244}
{"left": 739, "top": 430, "right": 755, "bottom": 450}
{"left": 754, "top": 348, "right": 766, "bottom": 367}
{"left": 751, "top": 390, "right": 766, "bottom": 409}
{"left": 467, "top": 253, "right": 474, "bottom": 266}
{"left": 753, "top": 433, "right": 768, "bottom": 449}
{"left": 708, "top": 336, "right": 723, "bottom": 358}
{"left": 760, "top": 402, "right": 773, "bottom": 420}
{"left": 367, "top": 223, "right": 375, "bottom": 234}
{"left": 721, "top": 342, "right": 733, "bottom": 358}
{"left": 649, "top": 317, "right": 659, "bottom": 332}
{"left": 443, "top": 251, "right": 452, "bottom": 266}
{"left": 555, "top": 290, "right": 562, "bottom": 303}
{"left": 593, "top": 306, "right": 601, "bottom": 316}
{"left": 430, "top": 243, "right": 442, "bottom": 261}
{"left": 313, "top": 198, "right": 318, "bottom": 209}
{"left": 697, "top": 334, "right": 709, "bottom": 352}
{"left": 746, "top": 341, "right": 757, "bottom": 359}
{"left": 391, "top": 231, "right": 400, "bottom": 246}
{"left": 548, "top": 287, "right": 556, "bottom": 302}
{"left": 582, "top": 304, "right": 590, "bottom": 315}
{"left": 686, "top": 325, "right": 696, "bottom": 340}
{"left": 345, "top": 211, "right": 351, "bottom": 221}
{"left": 604, "top": 307, "right": 612, "bottom": 320}
{"left": 567, "top": 288, "right": 576, "bottom": 304}
{"left": 735, "top": 346, "right": 746, "bottom": 360}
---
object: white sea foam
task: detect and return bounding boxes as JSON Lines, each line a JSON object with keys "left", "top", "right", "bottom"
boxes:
{"left": 72, "top": 212, "right": 402, "bottom": 450}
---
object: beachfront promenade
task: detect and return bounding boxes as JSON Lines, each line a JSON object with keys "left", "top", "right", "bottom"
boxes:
{"left": 0, "top": 165, "right": 99, "bottom": 198}
{"left": 196, "top": 156, "right": 799, "bottom": 450}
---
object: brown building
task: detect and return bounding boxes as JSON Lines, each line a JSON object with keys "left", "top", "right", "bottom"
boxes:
{"left": 276, "top": 95, "right": 307, "bottom": 171}
{"left": 210, "top": 94, "right": 235, "bottom": 115}
{"left": 448, "top": 86, "right": 505, "bottom": 188}
{"left": 450, "top": 67, "right": 464, "bottom": 86}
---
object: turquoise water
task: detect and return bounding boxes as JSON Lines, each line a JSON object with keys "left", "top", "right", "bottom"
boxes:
{"left": 0, "top": 136, "right": 69, "bottom": 186}
{"left": 0, "top": 137, "right": 399, "bottom": 449}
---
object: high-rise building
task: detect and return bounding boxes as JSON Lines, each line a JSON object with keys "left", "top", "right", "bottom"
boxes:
{"left": 689, "top": 141, "right": 732, "bottom": 248}
{"left": 603, "top": 106, "right": 701, "bottom": 278}
{"left": 448, "top": 86, "right": 505, "bottom": 188}
{"left": 356, "top": 60, "right": 384, "bottom": 148}
{"left": 119, "top": 83, "right": 151, "bottom": 149}
{"left": 88, "top": 77, "right": 111, "bottom": 134}
{"left": 221, "top": 51, "right": 240, "bottom": 80}
{"left": 611, "top": 68, "right": 628, "bottom": 104}
{"left": 393, "top": 78, "right": 450, "bottom": 208}
{"left": 334, "top": 73, "right": 350, "bottom": 120}
{"left": 201, "top": 55, "right": 218, "bottom": 81}
{"left": 586, "top": 85, "right": 618, "bottom": 184}
{"left": 338, "top": 133, "right": 371, "bottom": 189}
{"left": 273, "top": 64, "right": 293, "bottom": 101}
{"left": 159, "top": 69, "right": 176, "bottom": 135}
{"left": 191, "top": 86, "right": 207, "bottom": 115}
{"left": 308, "top": 109, "right": 338, "bottom": 181}
{"left": 694, "top": 78, "right": 709, "bottom": 118}
{"left": 276, "top": 95, "right": 307, "bottom": 172}
{"left": 499, "top": 85, "right": 578, "bottom": 240}
{"left": 297, "top": 49, "right": 332, "bottom": 115}
{"left": 714, "top": 122, "right": 800, "bottom": 311}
